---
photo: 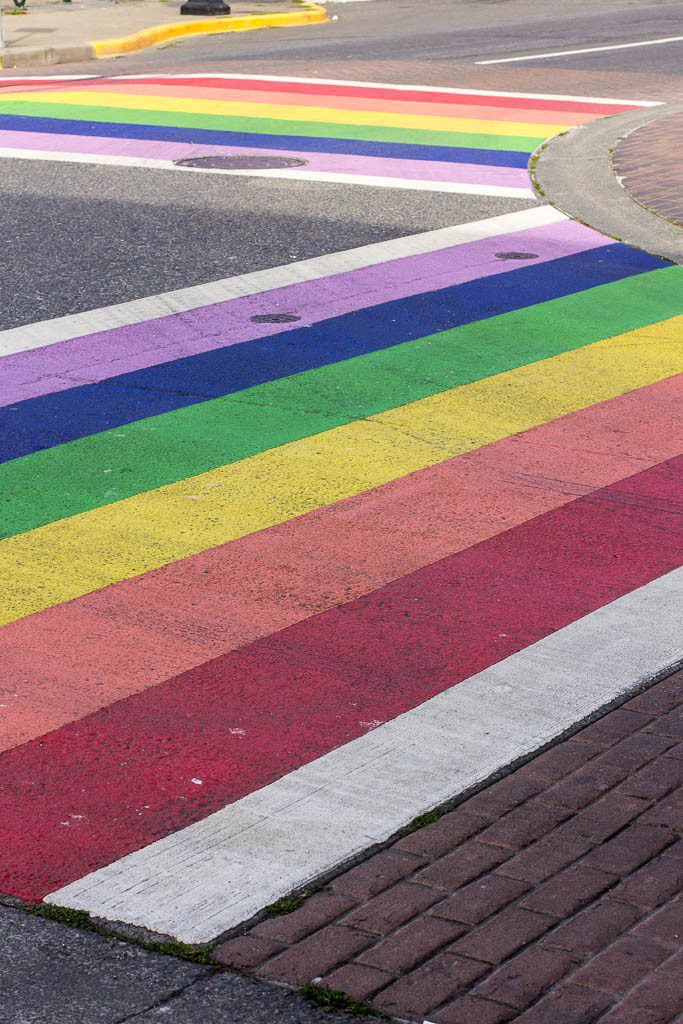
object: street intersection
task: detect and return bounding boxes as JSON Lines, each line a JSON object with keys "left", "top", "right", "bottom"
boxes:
{"left": 0, "top": 1, "right": 681, "bottom": 1020}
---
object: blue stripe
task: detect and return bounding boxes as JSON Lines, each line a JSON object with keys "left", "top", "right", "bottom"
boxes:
{"left": 0, "top": 245, "right": 666, "bottom": 463}
{"left": 0, "top": 113, "right": 532, "bottom": 168}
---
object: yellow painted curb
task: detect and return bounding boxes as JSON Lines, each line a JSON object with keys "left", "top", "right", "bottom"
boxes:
{"left": 92, "top": 3, "right": 328, "bottom": 58}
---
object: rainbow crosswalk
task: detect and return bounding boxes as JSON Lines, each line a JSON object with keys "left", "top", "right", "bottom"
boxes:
{"left": 0, "top": 76, "right": 681, "bottom": 943}
{"left": 0, "top": 73, "right": 659, "bottom": 195}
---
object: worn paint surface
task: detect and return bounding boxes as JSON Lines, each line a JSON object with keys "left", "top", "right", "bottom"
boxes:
{"left": 0, "top": 75, "right": 681, "bottom": 942}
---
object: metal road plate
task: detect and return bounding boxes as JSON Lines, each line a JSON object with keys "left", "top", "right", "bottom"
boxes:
{"left": 174, "top": 155, "right": 309, "bottom": 171}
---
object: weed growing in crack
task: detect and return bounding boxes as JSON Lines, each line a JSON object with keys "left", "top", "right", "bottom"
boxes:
{"left": 301, "top": 983, "right": 386, "bottom": 1018}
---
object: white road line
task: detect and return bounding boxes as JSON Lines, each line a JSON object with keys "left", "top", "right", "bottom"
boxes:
{"left": 0, "top": 74, "right": 98, "bottom": 81}
{"left": 113, "top": 73, "right": 661, "bottom": 106}
{"left": 0, "top": 205, "right": 562, "bottom": 357}
{"left": 48, "top": 569, "right": 683, "bottom": 943}
{"left": 0, "top": 147, "right": 535, "bottom": 199}
{"left": 477, "top": 34, "right": 683, "bottom": 65}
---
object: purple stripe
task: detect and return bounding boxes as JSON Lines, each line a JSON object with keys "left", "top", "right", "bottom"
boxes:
{"left": 0, "top": 128, "right": 532, "bottom": 188}
{"left": 0, "top": 220, "right": 606, "bottom": 407}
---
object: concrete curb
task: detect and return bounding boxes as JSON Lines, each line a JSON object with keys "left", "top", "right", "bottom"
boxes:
{"left": 533, "top": 103, "right": 683, "bottom": 265}
{"left": 0, "top": 2, "right": 328, "bottom": 68}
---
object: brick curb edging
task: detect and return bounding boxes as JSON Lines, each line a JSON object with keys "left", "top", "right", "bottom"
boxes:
{"left": 217, "top": 670, "right": 682, "bottom": 1023}
{"left": 613, "top": 109, "right": 683, "bottom": 229}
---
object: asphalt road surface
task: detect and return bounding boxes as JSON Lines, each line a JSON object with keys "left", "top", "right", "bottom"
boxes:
{"left": 0, "top": 1, "right": 681, "bottom": 1021}
{"left": 12, "top": 0, "right": 682, "bottom": 73}
{"left": 2, "top": 0, "right": 682, "bottom": 327}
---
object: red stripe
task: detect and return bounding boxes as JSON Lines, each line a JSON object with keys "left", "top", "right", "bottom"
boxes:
{"left": 0, "top": 456, "right": 679, "bottom": 900}
{"left": 88, "top": 76, "right": 641, "bottom": 115}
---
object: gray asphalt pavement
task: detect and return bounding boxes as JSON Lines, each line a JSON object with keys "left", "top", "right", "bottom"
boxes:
{"left": 2, "top": 0, "right": 682, "bottom": 327}
{"left": 474, "top": 39, "right": 683, "bottom": 74}
{"left": 23, "top": 0, "right": 680, "bottom": 74}
{"left": 0, "top": 160, "right": 532, "bottom": 328}
{"left": 0, "top": 906, "right": 348, "bottom": 1024}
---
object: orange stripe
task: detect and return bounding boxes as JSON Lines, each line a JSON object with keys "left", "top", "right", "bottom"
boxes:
{"left": 74, "top": 81, "right": 598, "bottom": 127}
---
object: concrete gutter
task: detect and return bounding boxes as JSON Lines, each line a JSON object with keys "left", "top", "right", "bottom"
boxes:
{"left": 533, "top": 103, "right": 683, "bottom": 265}
{"left": 0, "top": 2, "right": 328, "bottom": 67}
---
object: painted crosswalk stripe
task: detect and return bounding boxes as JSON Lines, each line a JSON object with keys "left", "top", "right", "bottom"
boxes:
{"left": 46, "top": 567, "right": 683, "bottom": 942}
{"left": 0, "top": 205, "right": 563, "bottom": 357}
{"left": 0, "top": 76, "right": 680, "bottom": 942}
{"left": 1, "top": 313, "right": 680, "bottom": 627}
{"left": 0, "top": 74, "right": 656, "bottom": 192}
{"left": 0, "top": 373, "right": 677, "bottom": 755}
{"left": 2, "top": 456, "right": 680, "bottom": 900}
{"left": 0, "top": 217, "right": 609, "bottom": 408}
{"left": 2, "top": 243, "right": 664, "bottom": 462}
{"left": 3, "top": 267, "right": 681, "bottom": 540}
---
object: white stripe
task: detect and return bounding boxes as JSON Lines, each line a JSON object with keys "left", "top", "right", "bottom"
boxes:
{"left": 47, "top": 570, "right": 683, "bottom": 943}
{"left": 0, "top": 205, "right": 562, "bottom": 357}
{"left": 240, "top": 168, "right": 534, "bottom": 198}
{"left": 0, "top": 148, "right": 535, "bottom": 198}
{"left": 0, "top": 74, "right": 97, "bottom": 81}
{"left": 112, "top": 73, "right": 661, "bottom": 106}
{"left": 477, "top": 34, "right": 683, "bottom": 65}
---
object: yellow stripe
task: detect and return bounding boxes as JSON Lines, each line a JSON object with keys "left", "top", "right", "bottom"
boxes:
{"left": 1, "top": 317, "right": 680, "bottom": 628}
{"left": 1, "top": 89, "right": 567, "bottom": 139}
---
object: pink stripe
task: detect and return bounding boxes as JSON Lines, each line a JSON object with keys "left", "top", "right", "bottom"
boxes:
{"left": 0, "top": 220, "right": 606, "bottom": 406}
{"left": 0, "top": 128, "right": 532, "bottom": 187}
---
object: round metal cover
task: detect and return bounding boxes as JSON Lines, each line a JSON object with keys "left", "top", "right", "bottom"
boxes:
{"left": 494, "top": 251, "right": 539, "bottom": 260}
{"left": 175, "top": 155, "right": 308, "bottom": 170}
{"left": 250, "top": 313, "right": 302, "bottom": 324}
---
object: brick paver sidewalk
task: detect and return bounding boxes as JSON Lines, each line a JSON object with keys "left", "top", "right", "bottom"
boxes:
{"left": 613, "top": 111, "right": 683, "bottom": 228}
{"left": 217, "top": 670, "right": 683, "bottom": 1023}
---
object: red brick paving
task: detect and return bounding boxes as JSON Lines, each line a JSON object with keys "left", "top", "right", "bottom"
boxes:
{"left": 613, "top": 110, "right": 683, "bottom": 226}
{"left": 216, "top": 669, "right": 683, "bottom": 1022}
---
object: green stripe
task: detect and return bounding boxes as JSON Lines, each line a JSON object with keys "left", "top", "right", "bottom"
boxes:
{"left": 0, "top": 99, "right": 544, "bottom": 152}
{"left": 1, "top": 268, "right": 679, "bottom": 541}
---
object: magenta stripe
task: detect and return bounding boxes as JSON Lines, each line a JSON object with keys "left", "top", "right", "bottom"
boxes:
{"left": 0, "top": 128, "right": 532, "bottom": 188}
{"left": 0, "top": 220, "right": 606, "bottom": 406}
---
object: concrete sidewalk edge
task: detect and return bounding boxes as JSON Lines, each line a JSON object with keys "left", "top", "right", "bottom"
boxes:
{"left": 533, "top": 103, "right": 683, "bottom": 265}
{"left": 0, "top": 2, "right": 328, "bottom": 68}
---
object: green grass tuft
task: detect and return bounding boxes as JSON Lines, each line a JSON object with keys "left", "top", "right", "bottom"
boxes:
{"left": 264, "top": 889, "right": 322, "bottom": 918}
{"left": 26, "top": 904, "right": 215, "bottom": 964}
{"left": 27, "top": 904, "right": 97, "bottom": 931}
{"left": 143, "top": 939, "right": 216, "bottom": 965}
{"left": 301, "top": 983, "right": 384, "bottom": 1017}
{"left": 398, "top": 806, "right": 444, "bottom": 836}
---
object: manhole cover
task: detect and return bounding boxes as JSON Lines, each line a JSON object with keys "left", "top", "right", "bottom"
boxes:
{"left": 175, "top": 155, "right": 309, "bottom": 171}
{"left": 250, "top": 313, "right": 302, "bottom": 324}
{"left": 494, "top": 251, "right": 539, "bottom": 260}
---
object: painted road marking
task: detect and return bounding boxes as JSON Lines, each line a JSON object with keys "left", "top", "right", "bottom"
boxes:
{"left": 113, "top": 76, "right": 660, "bottom": 106}
{"left": 2, "top": 309, "right": 680, "bottom": 624}
{"left": 2, "top": 229, "right": 637, "bottom": 444}
{"left": 3, "top": 458, "right": 681, "bottom": 903}
{"left": 0, "top": 217, "right": 606, "bottom": 406}
{"left": 0, "top": 146, "right": 535, "bottom": 196}
{"left": 47, "top": 567, "right": 683, "bottom": 943}
{"left": 0, "top": 74, "right": 658, "bottom": 193}
{"left": 0, "top": 77, "right": 680, "bottom": 941}
{"left": 0, "top": 205, "right": 563, "bottom": 357}
{"left": 0, "top": 372, "right": 678, "bottom": 752}
{"left": 0, "top": 89, "right": 574, "bottom": 137}
{"left": 477, "top": 34, "right": 683, "bottom": 65}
